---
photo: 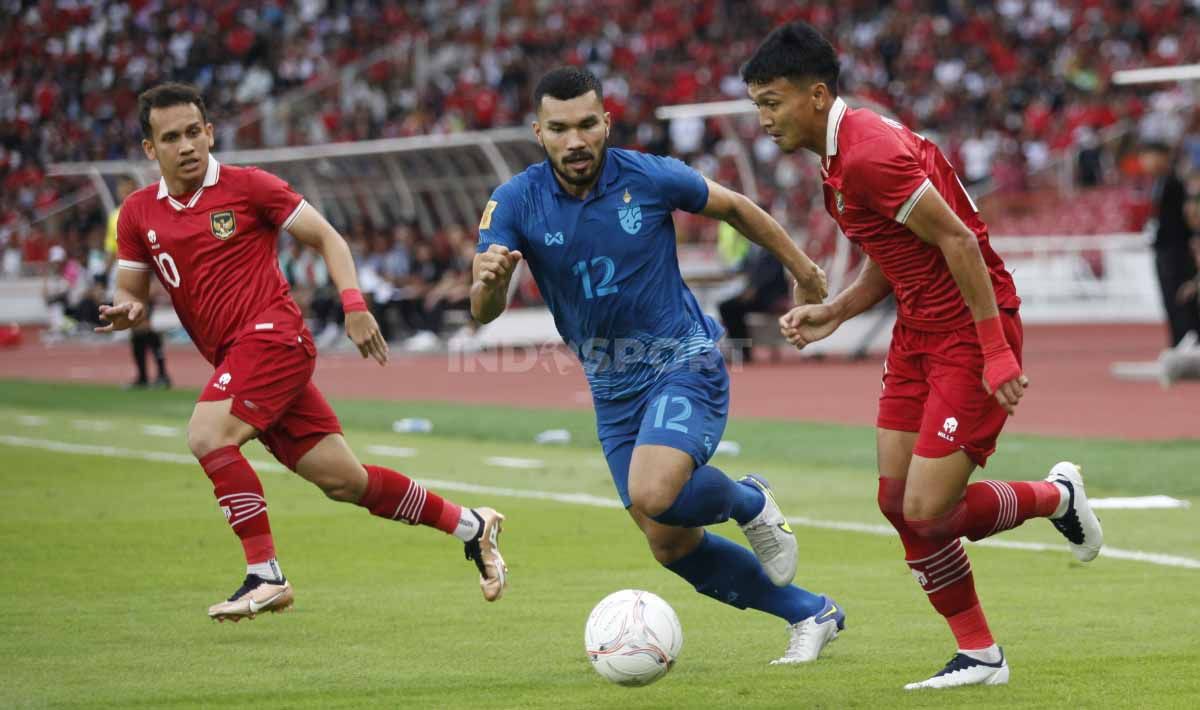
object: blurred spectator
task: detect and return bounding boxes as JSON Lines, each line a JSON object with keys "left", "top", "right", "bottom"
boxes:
{"left": 1140, "top": 141, "right": 1199, "bottom": 347}
{"left": 718, "top": 242, "right": 788, "bottom": 364}
{"left": 1175, "top": 172, "right": 1200, "bottom": 326}
{"left": 41, "top": 244, "right": 83, "bottom": 335}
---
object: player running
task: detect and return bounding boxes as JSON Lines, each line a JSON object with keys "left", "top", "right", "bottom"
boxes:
{"left": 98, "top": 83, "right": 508, "bottom": 621}
{"left": 473, "top": 67, "right": 844, "bottom": 664}
{"left": 741, "top": 23, "right": 1104, "bottom": 689}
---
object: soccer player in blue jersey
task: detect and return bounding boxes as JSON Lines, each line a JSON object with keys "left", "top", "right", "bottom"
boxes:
{"left": 472, "top": 67, "right": 845, "bottom": 664}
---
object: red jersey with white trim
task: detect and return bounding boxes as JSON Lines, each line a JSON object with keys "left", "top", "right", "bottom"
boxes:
{"left": 820, "top": 98, "right": 1019, "bottom": 332}
{"left": 116, "top": 157, "right": 309, "bottom": 364}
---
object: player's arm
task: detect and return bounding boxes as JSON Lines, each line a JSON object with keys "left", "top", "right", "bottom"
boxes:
{"left": 95, "top": 267, "right": 152, "bottom": 333}
{"left": 779, "top": 257, "right": 891, "bottom": 349}
{"left": 905, "top": 187, "right": 1026, "bottom": 413}
{"left": 287, "top": 204, "right": 388, "bottom": 365}
{"left": 470, "top": 192, "right": 523, "bottom": 324}
{"left": 471, "top": 245, "right": 523, "bottom": 324}
{"left": 700, "top": 178, "right": 827, "bottom": 304}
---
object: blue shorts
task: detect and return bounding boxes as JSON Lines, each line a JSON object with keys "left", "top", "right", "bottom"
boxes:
{"left": 595, "top": 349, "right": 730, "bottom": 508}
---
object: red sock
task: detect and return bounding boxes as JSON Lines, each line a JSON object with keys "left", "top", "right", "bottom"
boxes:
{"left": 359, "top": 465, "right": 460, "bottom": 534}
{"left": 199, "top": 446, "right": 275, "bottom": 565}
{"left": 878, "top": 477, "right": 995, "bottom": 651}
{"left": 908, "top": 480, "right": 1061, "bottom": 542}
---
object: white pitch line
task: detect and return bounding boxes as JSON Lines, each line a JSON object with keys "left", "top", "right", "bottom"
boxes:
{"left": 366, "top": 445, "right": 418, "bottom": 458}
{"left": 483, "top": 456, "right": 545, "bottom": 470}
{"left": 1, "top": 434, "right": 1196, "bottom": 570}
{"left": 71, "top": 419, "right": 114, "bottom": 432}
{"left": 17, "top": 415, "right": 47, "bottom": 426}
{"left": 141, "top": 425, "right": 181, "bottom": 438}
{"left": 0, "top": 435, "right": 286, "bottom": 473}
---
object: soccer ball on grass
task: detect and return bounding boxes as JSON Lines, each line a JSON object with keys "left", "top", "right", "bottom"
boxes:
{"left": 584, "top": 589, "right": 683, "bottom": 687}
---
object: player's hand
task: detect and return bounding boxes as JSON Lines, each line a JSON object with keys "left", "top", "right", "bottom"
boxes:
{"left": 792, "top": 265, "right": 828, "bottom": 305}
{"left": 94, "top": 302, "right": 145, "bottom": 333}
{"left": 345, "top": 310, "right": 389, "bottom": 365}
{"left": 981, "top": 348, "right": 1029, "bottom": 415}
{"left": 475, "top": 245, "right": 523, "bottom": 290}
{"left": 779, "top": 304, "right": 840, "bottom": 349}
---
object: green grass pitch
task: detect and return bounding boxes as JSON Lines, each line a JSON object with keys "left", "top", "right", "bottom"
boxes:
{"left": 1, "top": 380, "right": 1197, "bottom": 708}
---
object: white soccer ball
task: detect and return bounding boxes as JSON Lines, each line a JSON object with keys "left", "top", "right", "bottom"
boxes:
{"left": 584, "top": 589, "right": 683, "bottom": 687}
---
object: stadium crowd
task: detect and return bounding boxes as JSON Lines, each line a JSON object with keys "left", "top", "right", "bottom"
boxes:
{"left": 3, "top": 0, "right": 1199, "bottom": 346}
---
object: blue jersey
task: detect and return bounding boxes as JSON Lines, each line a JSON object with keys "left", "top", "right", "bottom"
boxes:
{"left": 478, "top": 147, "right": 723, "bottom": 400}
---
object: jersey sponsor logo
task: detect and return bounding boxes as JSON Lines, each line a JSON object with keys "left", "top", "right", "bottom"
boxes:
{"left": 210, "top": 210, "right": 236, "bottom": 240}
{"left": 618, "top": 188, "right": 642, "bottom": 235}
{"left": 545, "top": 231, "right": 565, "bottom": 246}
{"left": 147, "top": 229, "right": 158, "bottom": 245}
{"left": 479, "top": 200, "right": 498, "bottom": 230}
{"left": 834, "top": 189, "right": 845, "bottom": 214}
{"left": 938, "top": 416, "right": 958, "bottom": 442}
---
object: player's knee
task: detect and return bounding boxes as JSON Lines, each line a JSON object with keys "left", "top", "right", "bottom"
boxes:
{"left": 315, "top": 474, "right": 362, "bottom": 502}
{"left": 187, "top": 424, "right": 226, "bottom": 460}
{"left": 902, "top": 485, "right": 958, "bottom": 522}
{"left": 628, "top": 483, "right": 677, "bottom": 520}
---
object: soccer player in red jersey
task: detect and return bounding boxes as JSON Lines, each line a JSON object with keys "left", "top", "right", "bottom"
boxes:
{"left": 742, "top": 24, "right": 1104, "bottom": 689}
{"left": 97, "top": 83, "right": 508, "bottom": 620}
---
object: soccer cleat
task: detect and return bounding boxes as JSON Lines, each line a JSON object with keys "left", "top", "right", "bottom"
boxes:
{"left": 738, "top": 474, "right": 798, "bottom": 586}
{"left": 904, "top": 649, "right": 1010, "bottom": 690}
{"left": 464, "top": 507, "right": 507, "bottom": 601}
{"left": 770, "top": 595, "right": 845, "bottom": 665}
{"left": 1045, "top": 462, "right": 1104, "bottom": 562}
{"left": 208, "top": 574, "right": 293, "bottom": 622}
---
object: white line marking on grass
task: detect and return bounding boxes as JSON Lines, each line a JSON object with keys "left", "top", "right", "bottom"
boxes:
{"left": 2, "top": 434, "right": 1196, "bottom": 570}
{"left": 71, "top": 420, "right": 113, "bottom": 432}
{"left": 483, "top": 456, "right": 545, "bottom": 469}
{"left": 366, "top": 445, "right": 418, "bottom": 458}
{"left": 17, "top": 415, "right": 47, "bottom": 426}
{"left": 787, "top": 516, "right": 1200, "bottom": 569}
{"left": 1091, "top": 496, "right": 1191, "bottom": 510}
{"left": 0, "top": 435, "right": 285, "bottom": 473}
{"left": 141, "top": 425, "right": 180, "bottom": 437}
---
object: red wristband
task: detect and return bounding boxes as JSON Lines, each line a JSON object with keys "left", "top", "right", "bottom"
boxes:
{"left": 974, "top": 315, "right": 1007, "bottom": 356}
{"left": 340, "top": 288, "right": 368, "bottom": 313}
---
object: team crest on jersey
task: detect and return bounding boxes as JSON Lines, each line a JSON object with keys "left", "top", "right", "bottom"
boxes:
{"left": 834, "top": 190, "right": 845, "bottom": 214}
{"left": 209, "top": 210, "right": 236, "bottom": 240}
{"left": 618, "top": 188, "right": 642, "bottom": 235}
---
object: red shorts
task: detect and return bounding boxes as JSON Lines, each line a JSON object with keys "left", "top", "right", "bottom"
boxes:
{"left": 876, "top": 310, "right": 1023, "bottom": 467}
{"left": 198, "top": 329, "right": 342, "bottom": 471}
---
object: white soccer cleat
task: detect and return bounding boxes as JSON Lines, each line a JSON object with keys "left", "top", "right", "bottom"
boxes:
{"left": 1046, "top": 462, "right": 1104, "bottom": 562}
{"left": 738, "top": 474, "right": 798, "bottom": 587}
{"left": 464, "top": 507, "right": 508, "bottom": 602}
{"left": 904, "top": 649, "right": 1010, "bottom": 690}
{"left": 770, "top": 595, "right": 845, "bottom": 665}
{"left": 208, "top": 575, "right": 293, "bottom": 622}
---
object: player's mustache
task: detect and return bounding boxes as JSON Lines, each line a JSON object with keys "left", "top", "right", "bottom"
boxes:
{"left": 563, "top": 151, "right": 593, "bottom": 164}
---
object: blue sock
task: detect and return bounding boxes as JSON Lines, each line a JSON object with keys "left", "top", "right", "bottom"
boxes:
{"left": 665, "top": 531, "right": 824, "bottom": 624}
{"left": 651, "top": 465, "right": 765, "bottom": 527}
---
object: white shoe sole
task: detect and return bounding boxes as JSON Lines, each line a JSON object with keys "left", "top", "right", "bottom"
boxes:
{"left": 904, "top": 664, "right": 1009, "bottom": 690}
{"left": 1048, "top": 462, "right": 1104, "bottom": 562}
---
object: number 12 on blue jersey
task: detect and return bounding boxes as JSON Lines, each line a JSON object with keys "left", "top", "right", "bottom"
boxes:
{"left": 572, "top": 256, "right": 619, "bottom": 300}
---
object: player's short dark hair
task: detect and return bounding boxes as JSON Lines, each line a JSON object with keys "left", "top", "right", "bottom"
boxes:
{"left": 138, "top": 82, "right": 209, "bottom": 140}
{"left": 741, "top": 22, "right": 840, "bottom": 95}
{"left": 533, "top": 67, "right": 604, "bottom": 111}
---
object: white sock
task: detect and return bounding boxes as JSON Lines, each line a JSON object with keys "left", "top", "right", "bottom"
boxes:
{"left": 960, "top": 644, "right": 1002, "bottom": 664}
{"left": 1051, "top": 482, "right": 1071, "bottom": 519}
{"left": 247, "top": 558, "right": 284, "bottom": 582}
{"left": 452, "top": 508, "right": 482, "bottom": 542}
